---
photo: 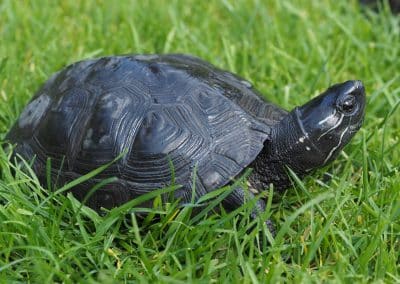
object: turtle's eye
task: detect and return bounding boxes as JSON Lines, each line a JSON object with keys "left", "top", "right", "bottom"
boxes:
{"left": 338, "top": 94, "right": 356, "bottom": 114}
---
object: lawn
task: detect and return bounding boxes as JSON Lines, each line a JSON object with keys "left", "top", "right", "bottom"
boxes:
{"left": 0, "top": 0, "right": 399, "bottom": 282}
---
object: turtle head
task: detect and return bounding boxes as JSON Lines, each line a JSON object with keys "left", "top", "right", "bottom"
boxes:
{"left": 246, "top": 80, "right": 366, "bottom": 192}
{"left": 291, "top": 80, "right": 366, "bottom": 171}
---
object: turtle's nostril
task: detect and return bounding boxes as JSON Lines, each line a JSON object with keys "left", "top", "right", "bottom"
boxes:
{"left": 352, "top": 81, "right": 365, "bottom": 96}
{"left": 354, "top": 80, "right": 364, "bottom": 90}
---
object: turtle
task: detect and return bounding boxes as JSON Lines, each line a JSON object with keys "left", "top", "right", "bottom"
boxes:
{"left": 5, "top": 54, "right": 366, "bottom": 232}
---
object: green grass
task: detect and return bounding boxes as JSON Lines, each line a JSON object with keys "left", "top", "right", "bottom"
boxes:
{"left": 0, "top": 0, "right": 399, "bottom": 282}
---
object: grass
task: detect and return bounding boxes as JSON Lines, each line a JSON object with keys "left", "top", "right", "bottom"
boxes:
{"left": 0, "top": 0, "right": 399, "bottom": 282}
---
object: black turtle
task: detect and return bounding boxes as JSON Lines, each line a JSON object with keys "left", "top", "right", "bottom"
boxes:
{"left": 6, "top": 54, "right": 366, "bottom": 231}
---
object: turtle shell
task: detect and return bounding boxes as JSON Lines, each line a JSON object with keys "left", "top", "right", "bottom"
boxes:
{"left": 6, "top": 54, "right": 287, "bottom": 209}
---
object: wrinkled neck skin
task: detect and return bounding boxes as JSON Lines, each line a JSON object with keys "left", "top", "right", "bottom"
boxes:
{"left": 248, "top": 110, "right": 320, "bottom": 192}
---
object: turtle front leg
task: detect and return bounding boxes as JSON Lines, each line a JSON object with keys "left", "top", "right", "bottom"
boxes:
{"left": 222, "top": 187, "right": 275, "bottom": 237}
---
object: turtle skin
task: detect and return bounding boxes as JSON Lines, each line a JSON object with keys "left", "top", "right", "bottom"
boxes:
{"left": 6, "top": 54, "right": 287, "bottom": 210}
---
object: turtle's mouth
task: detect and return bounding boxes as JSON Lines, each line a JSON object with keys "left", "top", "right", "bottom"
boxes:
{"left": 349, "top": 118, "right": 364, "bottom": 134}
